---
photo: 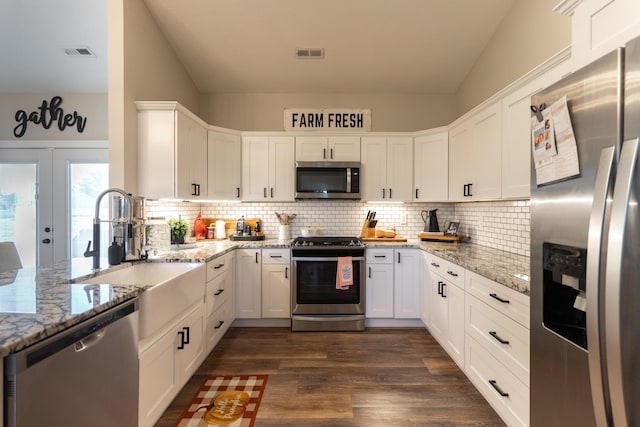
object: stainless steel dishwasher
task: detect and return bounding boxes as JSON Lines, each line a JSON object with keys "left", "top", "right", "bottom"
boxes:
{"left": 4, "top": 299, "right": 139, "bottom": 427}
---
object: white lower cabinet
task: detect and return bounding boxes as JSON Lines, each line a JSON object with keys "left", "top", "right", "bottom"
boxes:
{"left": 235, "top": 249, "right": 262, "bottom": 318}
{"left": 425, "top": 253, "right": 465, "bottom": 368}
{"left": 139, "top": 301, "right": 205, "bottom": 427}
{"left": 393, "top": 249, "right": 421, "bottom": 318}
{"left": 365, "top": 249, "right": 395, "bottom": 318}
{"left": 205, "top": 252, "right": 235, "bottom": 353}
{"left": 261, "top": 249, "right": 291, "bottom": 318}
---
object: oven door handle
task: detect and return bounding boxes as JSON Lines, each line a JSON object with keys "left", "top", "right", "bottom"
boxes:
{"left": 292, "top": 256, "right": 365, "bottom": 262}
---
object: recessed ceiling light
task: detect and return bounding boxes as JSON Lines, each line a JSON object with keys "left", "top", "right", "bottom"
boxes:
{"left": 295, "top": 48, "right": 324, "bottom": 59}
{"left": 64, "top": 46, "right": 96, "bottom": 57}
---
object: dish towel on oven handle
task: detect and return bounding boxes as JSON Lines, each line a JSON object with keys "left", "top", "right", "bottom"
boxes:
{"left": 336, "top": 256, "right": 354, "bottom": 290}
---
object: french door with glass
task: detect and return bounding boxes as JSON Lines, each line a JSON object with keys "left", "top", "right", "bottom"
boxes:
{"left": 0, "top": 148, "right": 108, "bottom": 267}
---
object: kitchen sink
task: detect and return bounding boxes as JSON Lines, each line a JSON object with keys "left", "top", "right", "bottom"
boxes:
{"left": 78, "top": 262, "right": 206, "bottom": 343}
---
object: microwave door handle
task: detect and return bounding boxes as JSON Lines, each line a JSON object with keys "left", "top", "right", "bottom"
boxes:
{"left": 605, "top": 137, "right": 639, "bottom": 427}
{"left": 586, "top": 145, "right": 615, "bottom": 427}
{"left": 346, "top": 168, "right": 351, "bottom": 193}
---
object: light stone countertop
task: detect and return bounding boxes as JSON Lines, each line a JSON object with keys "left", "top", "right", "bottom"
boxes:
{"left": 0, "top": 238, "right": 529, "bottom": 357}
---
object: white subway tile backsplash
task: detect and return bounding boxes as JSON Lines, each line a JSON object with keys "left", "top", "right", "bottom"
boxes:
{"left": 145, "top": 199, "right": 530, "bottom": 256}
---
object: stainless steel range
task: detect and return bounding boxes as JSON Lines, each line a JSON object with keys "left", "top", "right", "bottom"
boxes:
{"left": 291, "top": 236, "right": 365, "bottom": 331}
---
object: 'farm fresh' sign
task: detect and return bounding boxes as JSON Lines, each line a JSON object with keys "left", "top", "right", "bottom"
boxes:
{"left": 284, "top": 108, "right": 371, "bottom": 131}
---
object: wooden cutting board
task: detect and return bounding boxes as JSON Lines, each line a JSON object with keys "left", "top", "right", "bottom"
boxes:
{"left": 361, "top": 236, "right": 408, "bottom": 242}
{"left": 417, "top": 233, "right": 464, "bottom": 242}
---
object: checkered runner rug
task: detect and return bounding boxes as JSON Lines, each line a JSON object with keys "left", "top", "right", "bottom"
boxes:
{"left": 175, "top": 375, "right": 268, "bottom": 427}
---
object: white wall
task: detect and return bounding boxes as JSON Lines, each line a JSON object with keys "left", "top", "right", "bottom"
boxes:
{"left": 108, "top": 0, "right": 201, "bottom": 191}
{"left": 200, "top": 92, "right": 457, "bottom": 132}
{"left": 455, "top": 0, "right": 571, "bottom": 115}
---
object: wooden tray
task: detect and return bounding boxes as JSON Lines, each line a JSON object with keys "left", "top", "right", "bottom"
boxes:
{"left": 361, "top": 236, "right": 408, "bottom": 242}
{"left": 418, "top": 233, "right": 465, "bottom": 242}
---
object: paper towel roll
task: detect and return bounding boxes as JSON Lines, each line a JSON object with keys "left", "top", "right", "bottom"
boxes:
{"left": 215, "top": 220, "right": 226, "bottom": 239}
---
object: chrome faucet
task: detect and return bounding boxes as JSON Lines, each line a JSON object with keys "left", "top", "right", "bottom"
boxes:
{"left": 84, "top": 188, "right": 132, "bottom": 272}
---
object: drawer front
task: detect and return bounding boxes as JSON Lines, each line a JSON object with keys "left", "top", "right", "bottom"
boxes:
{"left": 206, "top": 272, "right": 230, "bottom": 317}
{"left": 206, "top": 252, "right": 232, "bottom": 281}
{"left": 366, "top": 249, "right": 393, "bottom": 264}
{"left": 426, "top": 254, "right": 465, "bottom": 289}
{"left": 206, "top": 303, "right": 230, "bottom": 353}
{"left": 465, "top": 337, "right": 529, "bottom": 427}
{"left": 465, "top": 270, "right": 529, "bottom": 328}
{"left": 262, "top": 248, "right": 291, "bottom": 264}
{"left": 466, "top": 295, "right": 529, "bottom": 385}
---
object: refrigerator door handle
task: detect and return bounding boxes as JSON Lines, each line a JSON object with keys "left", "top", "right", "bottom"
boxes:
{"left": 605, "top": 137, "right": 640, "bottom": 427}
{"left": 586, "top": 145, "right": 616, "bottom": 427}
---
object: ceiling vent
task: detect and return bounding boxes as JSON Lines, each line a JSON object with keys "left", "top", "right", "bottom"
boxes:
{"left": 295, "top": 48, "right": 324, "bottom": 59}
{"left": 64, "top": 47, "right": 96, "bottom": 57}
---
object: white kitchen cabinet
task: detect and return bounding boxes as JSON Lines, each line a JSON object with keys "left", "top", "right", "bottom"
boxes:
{"left": 261, "top": 249, "right": 291, "bottom": 318}
{"left": 448, "top": 102, "right": 502, "bottom": 201}
{"left": 365, "top": 249, "right": 395, "bottom": 318}
{"left": 393, "top": 249, "right": 421, "bottom": 319}
{"left": 139, "top": 301, "right": 205, "bottom": 427}
{"left": 425, "top": 253, "right": 466, "bottom": 368}
{"left": 567, "top": 0, "right": 640, "bottom": 70}
{"left": 137, "top": 102, "right": 208, "bottom": 200}
{"left": 242, "top": 135, "right": 295, "bottom": 201}
{"left": 235, "top": 249, "right": 262, "bottom": 318}
{"left": 205, "top": 252, "right": 235, "bottom": 352}
{"left": 295, "top": 136, "right": 360, "bottom": 161}
{"left": 207, "top": 130, "right": 242, "bottom": 200}
{"left": 413, "top": 130, "right": 449, "bottom": 201}
{"left": 361, "top": 136, "right": 413, "bottom": 202}
{"left": 420, "top": 251, "right": 431, "bottom": 329}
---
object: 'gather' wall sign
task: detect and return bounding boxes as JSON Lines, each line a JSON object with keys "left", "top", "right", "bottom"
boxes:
{"left": 13, "top": 96, "right": 87, "bottom": 138}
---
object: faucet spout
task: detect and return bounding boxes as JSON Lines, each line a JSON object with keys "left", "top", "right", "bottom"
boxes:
{"left": 84, "top": 188, "right": 133, "bottom": 272}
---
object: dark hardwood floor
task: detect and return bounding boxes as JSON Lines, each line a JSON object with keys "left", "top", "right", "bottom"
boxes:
{"left": 155, "top": 327, "right": 506, "bottom": 427}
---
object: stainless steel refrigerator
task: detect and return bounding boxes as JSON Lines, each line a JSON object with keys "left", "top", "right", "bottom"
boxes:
{"left": 530, "top": 37, "right": 640, "bottom": 426}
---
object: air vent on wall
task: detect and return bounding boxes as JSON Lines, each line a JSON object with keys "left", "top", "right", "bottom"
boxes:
{"left": 295, "top": 48, "right": 324, "bottom": 59}
{"left": 64, "top": 47, "right": 96, "bottom": 57}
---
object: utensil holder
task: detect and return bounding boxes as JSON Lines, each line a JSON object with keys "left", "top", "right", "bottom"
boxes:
{"left": 278, "top": 224, "right": 291, "bottom": 240}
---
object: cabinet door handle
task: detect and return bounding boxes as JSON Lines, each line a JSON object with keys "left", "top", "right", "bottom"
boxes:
{"left": 177, "top": 327, "right": 190, "bottom": 349}
{"left": 236, "top": 187, "right": 240, "bottom": 198}
{"left": 330, "top": 148, "right": 334, "bottom": 159}
{"left": 397, "top": 252, "right": 401, "bottom": 263}
{"left": 263, "top": 187, "right": 267, "bottom": 198}
{"left": 323, "top": 148, "right": 327, "bottom": 159}
{"left": 389, "top": 188, "right": 392, "bottom": 199}
{"left": 183, "top": 326, "right": 190, "bottom": 344}
{"left": 382, "top": 188, "right": 386, "bottom": 199}
{"left": 415, "top": 188, "right": 419, "bottom": 199}
{"left": 489, "top": 380, "right": 509, "bottom": 397}
{"left": 489, "top": 331, "right": 510, "bottom": 345}
{"left": 441, "top": 283, "right": 447, "bottom": 298}
{"left": 285, "top": 267, "right": 289, "bottom": 279}
{"left": 192, "top": 183, "right": 200, "bottom": 196}
{"left": 270, "top": 187, "right": 274, "bottom": 198}
{"left": 215, "top": 320, "right": 225, "bottom": 329}
{"left": 214, "top": 289, "right": 224, "bottom": 296}
{"left": 489, "top": 293, "right": 510, "bottom": 304}
{"left": 255, "top": 252, "right": 259, "bottom": 263}
{"left": 463, "top": 183, "right": 473, "bottom": 197}
{"left": 437, "top": 281, "right": 443, "bottom": 295}
{"left": 447, "top": 270, "right": 458, "bottom": 277}
{"left": 430, "top": 262, "right": 440, "bottom": 268}
{"left": 177, "top": 330, "right": 185, "bottom": 349}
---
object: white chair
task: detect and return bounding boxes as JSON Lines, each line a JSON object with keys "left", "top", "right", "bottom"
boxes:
{"left": 0, "top": 241, "right": 23, "bottom": 273}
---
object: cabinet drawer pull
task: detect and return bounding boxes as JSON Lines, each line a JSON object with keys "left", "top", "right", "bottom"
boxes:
{"left": 214, "top": 320, "right": 225, "bottom": 329}
{"left": 489, "top": 331, "right": 510, "bottom": 345}
{"left": 447, "top": 270, "right": 458, "bottom": 277}
{"left": 214, "top": 289, "right": 224, "bottom": 296}
{"left": 270, "top": 255, "right": 283, "bottom": 258}
{"left": 214, "top": 263, "right": 224, "bottom": 269}
{"left": 489, "top": 380, "right": 509, "bottom": 397}
{"left": 374, "top": 255, "right": 387, "bottom": 258}
{"left": 430, "top": 262, "right": 440, "bottom": 268}
{"left": 489, "top": 293, "right": 510, "bottom": 304}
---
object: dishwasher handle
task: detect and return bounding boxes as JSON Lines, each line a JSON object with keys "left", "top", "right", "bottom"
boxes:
{"left": 74, "top": 329, "right": 106, "bottom": 353}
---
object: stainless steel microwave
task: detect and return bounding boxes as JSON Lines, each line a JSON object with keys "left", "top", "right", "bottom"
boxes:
{"left": 295, "top": 161, "right": 361, "bottom": 200}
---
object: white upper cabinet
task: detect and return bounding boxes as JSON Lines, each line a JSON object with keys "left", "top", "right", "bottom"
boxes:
{"left": 413, "top": 130, "right": 448, "bottom": 202}
{"left": 567, "top": 0, "right": 640, "bottom": 70}
{"left": 295, "top": 136, "right": 360, "bottom": 161}
{"left": 448, "top": 102, "right": 502, "bottom": 201}
{"left": 361, "top": 136, "right": 413, "bottom": 202}
{"left": 137, "top": 102, "right": 208, "bottom": 200}
{"left": 207, "top": 130, "right": 241, "bottom": 200}
{"left": 242, "top": 135, "right": 295, "bottom": 201}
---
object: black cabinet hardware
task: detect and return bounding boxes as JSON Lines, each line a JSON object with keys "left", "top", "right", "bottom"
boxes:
{"left": 489, "top": 380, "right": 509, "bottom": 397}
{"left": 489, "top": 293, "right": 510, "bottom": 304}
{"left": 214, "top": 289, "right": 224, "bottom": 296}
{"left": 489, "top": 331, "right": 510, "bottom": 344}
{"left": 215, "top": 320, "right": 224, "bottom": 329}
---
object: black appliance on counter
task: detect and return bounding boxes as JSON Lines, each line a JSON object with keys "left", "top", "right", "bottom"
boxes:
{"left": 291, "top": 236, "right": 365, "bottom": 331}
